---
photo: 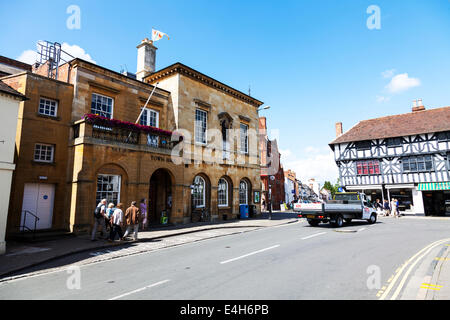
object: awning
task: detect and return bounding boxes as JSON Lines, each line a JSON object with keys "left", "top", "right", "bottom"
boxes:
{"left": 417, "top": 182, "right": 450, "bottom": 191}
{"left": 385, "top": 184, "right": 415, "bottom": 189}
{"left": 346, "top": 185, "right": 383, "bottom": 190}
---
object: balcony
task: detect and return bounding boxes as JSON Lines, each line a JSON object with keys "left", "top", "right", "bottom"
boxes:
{"left": 73, "top": 114, "right": 182, "bottom": 153}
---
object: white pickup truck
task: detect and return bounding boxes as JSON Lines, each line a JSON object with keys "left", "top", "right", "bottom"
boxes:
{"left": 294, "top": 192, "right": 377, "bottom": 227}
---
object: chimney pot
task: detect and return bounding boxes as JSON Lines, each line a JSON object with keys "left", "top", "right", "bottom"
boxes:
{"left": 412, "top": 98, "right": 425, "bottom": 112}
{"left": 335, "top": 122, "right": 343, "bottom": 137}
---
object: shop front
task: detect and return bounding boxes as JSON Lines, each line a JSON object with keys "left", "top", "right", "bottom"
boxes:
{"left": 345, "top": 185, "right": 384, "bottom": 203}
{"left": 418, "top": 182, "right": 450, "bottom": 216}
{"left": 386, "top": 184, "right": 415, "bottom": 214}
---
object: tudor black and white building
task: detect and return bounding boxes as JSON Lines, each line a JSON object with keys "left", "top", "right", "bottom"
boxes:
{"left": 329, "top": 100, "right": 450, "bottom": 216}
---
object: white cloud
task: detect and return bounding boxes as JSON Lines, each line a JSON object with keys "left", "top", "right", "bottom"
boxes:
{"left": 385, "top": 73, "right": 420, "bottom": 93}
{"left": 60, "top": 43, "right": 96, "bottom": 64}
{"left": 381, "top": 69, "right": 396, "bottom": 79}
{"left": 281, "top": 147, "right": 339, "bottom": 186}
{"left": 17, "top": 50, "right": 39, "bottom": 64}
{"left": 16, "top": 42, "right": 96, "bottom": 65}
{"left": 376, "top": 95, "right": 390, "bottom": 103}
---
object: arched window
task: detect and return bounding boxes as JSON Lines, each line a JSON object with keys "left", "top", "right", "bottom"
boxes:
{"left": 218, "top": 178, "right": 228, "bottom": 207}
{"left": 193, "top": 176, "right": 206, "bottom": 208}
{"left": 239, "top": 180, "right": 248, "bottom": 205}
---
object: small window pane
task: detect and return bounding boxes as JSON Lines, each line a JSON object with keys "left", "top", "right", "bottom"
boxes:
{"left": 91, "top": 93, "right": 113, "bottom": 118}
{"left": 38, "top": 98, "right": 58, "bottom": 117}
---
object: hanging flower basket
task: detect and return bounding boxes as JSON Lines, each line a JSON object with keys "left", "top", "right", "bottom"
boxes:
{"left": 83, "top": 114, "right": 183, "bottom": 141}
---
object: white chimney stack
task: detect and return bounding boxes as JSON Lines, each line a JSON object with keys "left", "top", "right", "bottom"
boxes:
{"left": 417, "top": 98, "right": 423, "bottom": 107}
{"left": 412, "top": 98, "right": 425, "bottom": 112}
{"left": 136, "top": 38, "right": 157, "bottom": 81}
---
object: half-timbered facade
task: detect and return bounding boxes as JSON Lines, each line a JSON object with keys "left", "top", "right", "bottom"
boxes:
{"left": 330, "top": 103, "right": 450, "bottom": 216}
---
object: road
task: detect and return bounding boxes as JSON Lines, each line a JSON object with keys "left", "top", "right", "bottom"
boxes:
{"left": 1, "top": 215, "right": 449, "bottom": 300}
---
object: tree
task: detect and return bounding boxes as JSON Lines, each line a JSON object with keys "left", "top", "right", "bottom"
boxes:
{"left": 322, "top": 179, "right": 341, "bottom": 197}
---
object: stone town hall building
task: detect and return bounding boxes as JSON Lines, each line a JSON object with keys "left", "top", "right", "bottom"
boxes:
{"left": 0, "top": 39, "right": 263, "bottom": 236}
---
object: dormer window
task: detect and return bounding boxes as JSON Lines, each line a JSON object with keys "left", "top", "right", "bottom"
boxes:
{"left": 386, "top": 137, "right": 402, "bottom": 147}
{"left": 355, "top": 140, "right": 371, "bottom": 150}
{"left": 437, "top": 131, "right": 450, "bottom": 142}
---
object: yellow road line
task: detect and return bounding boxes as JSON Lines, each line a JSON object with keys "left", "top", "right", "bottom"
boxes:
{"left": 379, "top": 238, "right": 450, "bottom": 300}
{"left": 390, "top": 239, "right": 450, "bottom": 300}
{"left": 434, "top": 257, "right": 450, "bottom": 261}
{"left": 422, "top": 283, "right": 443, "bottom": 288}
{"left": 420, "top": 286, "right": 441, "bottom": 291}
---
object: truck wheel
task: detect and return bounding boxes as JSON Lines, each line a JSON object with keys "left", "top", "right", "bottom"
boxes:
{"left": 367, "top": 214, "right": 377, "bottom": 224}
{"left": 308, "top": 220, "right": 320, "bottom": 227}
{"left": 331, "top": 215, "right": 344, "bottom": 228}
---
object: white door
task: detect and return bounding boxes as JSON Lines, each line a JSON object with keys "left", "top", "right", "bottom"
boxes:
{"left": 21, "top": 183, "right": 55, "bottom": 230}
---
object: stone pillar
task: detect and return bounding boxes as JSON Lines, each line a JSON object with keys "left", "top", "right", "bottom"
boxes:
{"left": 0, "top": 166, "right": 14, "bottom": 254}
{"left": 412, "top": 188, "right": 425, "bottom": 216}
{"left": 171, "top": 184, "right": 184, "bottom": 224}
{"left": 69, "top": 143, "right": 95, "bottom": 234}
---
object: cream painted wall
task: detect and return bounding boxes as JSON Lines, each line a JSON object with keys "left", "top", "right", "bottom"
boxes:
{"left": 0, "top": 94, "right": 20, "bottom": 254}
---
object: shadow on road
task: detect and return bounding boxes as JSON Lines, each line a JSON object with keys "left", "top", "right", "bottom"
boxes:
{"left": 300, "top": 220, "right": 384, "bottom": 229}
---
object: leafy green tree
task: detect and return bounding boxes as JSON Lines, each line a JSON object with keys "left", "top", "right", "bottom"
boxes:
{"left": 322, "top": 179, "right": 342, "bottom": 197}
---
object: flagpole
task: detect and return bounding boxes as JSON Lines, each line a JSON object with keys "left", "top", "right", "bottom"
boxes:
{"left": 135, "top": 82, "right": 159, "bottom": 124}
{"left": 125, "top": 82, "right": 159, "bottom": 143}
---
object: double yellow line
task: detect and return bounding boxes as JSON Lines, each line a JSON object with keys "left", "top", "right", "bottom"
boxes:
{"left": 378, "top": 238, "right": 450, "bottom": 300}
{"left": 420, "top": 283, "right": 443, "bottom": 291}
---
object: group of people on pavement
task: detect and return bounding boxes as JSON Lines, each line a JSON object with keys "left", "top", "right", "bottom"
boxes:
{"left": 374, "top": 198, "right": 402, "bottom": 218}
{"left": 91, "top": 198, "right": 148, "bottom": 242}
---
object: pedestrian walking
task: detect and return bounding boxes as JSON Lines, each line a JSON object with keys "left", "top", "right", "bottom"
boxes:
{"left": 105, "top": 203, "right": 115, "bottom": 232}
{"left": 109, "top": 203, "right": 124, "bottom": 242}
{"left": 383, "top": 199, "right": 390, "bottom": 216}
{"left": 374, "top": 199, "right": 383, "bottom": 216}
{"left": 140, "top": 198, "right": 148, "bottom": 231}
{"left": 396, "top": 198, "right": 401, "bottom": 218}
{"left": 262, "top": 199, "right": 266, "bottom": 212}
{"left": 391, "top": 198, "right": 398, "bottom": 218}
{"left": 123, "top": 201, "right": 140, "bottom": 241}
{"left": 91, "top": 199, "right": 108, "bottom": 241}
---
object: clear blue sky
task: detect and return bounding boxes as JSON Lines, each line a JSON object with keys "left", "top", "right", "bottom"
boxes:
{"left": 1, "top": 0, "right": 449, "bottom": 184}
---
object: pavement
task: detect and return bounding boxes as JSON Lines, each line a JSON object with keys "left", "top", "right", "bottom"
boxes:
{"left": 0, "top": 211, "right": 297, "bottom": 279}
{"left": 424, "top": 240, "right": 450, "bottom": 300}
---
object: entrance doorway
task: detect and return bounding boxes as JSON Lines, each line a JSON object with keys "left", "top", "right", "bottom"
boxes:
{"left": 149, "top": 169, "right": 173, "bottom": 225}
{"left": 423, "top": 191, "right": 449, "bottom": 216}
{"left": 21, "top": 183, "right": 55, "bottom": 230}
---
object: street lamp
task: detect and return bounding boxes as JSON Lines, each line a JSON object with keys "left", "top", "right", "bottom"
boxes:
{"left": 257, "top": 105, "right": 271, "bottom": 113}
{"left": 268, "top": 175, "right": 275, "bottom": 220}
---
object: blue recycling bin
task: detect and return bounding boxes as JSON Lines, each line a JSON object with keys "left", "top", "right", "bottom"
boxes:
{"left": 240, "top": 204, "right": 249, "bottom": 219}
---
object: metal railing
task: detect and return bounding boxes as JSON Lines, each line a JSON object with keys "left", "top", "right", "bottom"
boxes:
{"left": 20, "top": 210, "right": 40, "bottom": 240}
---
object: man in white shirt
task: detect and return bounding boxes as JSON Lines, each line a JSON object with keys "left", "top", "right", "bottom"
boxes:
{"left": 109, "top": 203, "right": 124, "bottom": 242}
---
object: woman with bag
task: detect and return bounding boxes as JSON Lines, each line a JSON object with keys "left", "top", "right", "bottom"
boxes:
{"left": 140, "top": 198, "right": 148, "bottom": 231}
